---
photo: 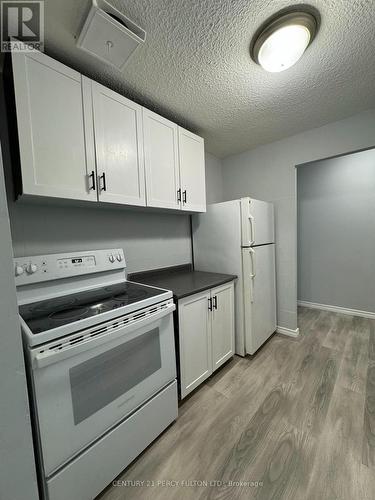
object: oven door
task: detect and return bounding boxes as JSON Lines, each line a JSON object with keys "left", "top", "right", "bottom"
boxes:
{"left": 29, "top": 301, "right": 176, "bottom": 476}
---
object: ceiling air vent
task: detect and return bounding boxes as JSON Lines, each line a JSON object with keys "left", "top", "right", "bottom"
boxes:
{"left": 76, "top": 0, "right": 146, "bottom": 71}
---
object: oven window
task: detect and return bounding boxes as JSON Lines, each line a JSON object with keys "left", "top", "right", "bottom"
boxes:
{"left": 69, "top": 328, "right": 161, "bottom": 424}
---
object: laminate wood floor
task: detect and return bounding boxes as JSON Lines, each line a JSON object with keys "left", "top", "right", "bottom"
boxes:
{"left": 98, "top": 308, "right": 375, "bottom": 500}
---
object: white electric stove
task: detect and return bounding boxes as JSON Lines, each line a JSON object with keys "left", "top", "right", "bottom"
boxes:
{"left": 15, "top": 248, "right": 178, "bottom": 500}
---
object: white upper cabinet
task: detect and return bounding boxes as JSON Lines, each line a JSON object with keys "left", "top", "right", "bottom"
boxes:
{"left": 143, "top": 109, "right": 180, "bottom": 209}
{"left": 91, "top": 81, "right": 145, "bottom": 206}
{"left": 178, "top": 127, "right": 206, "bottom": 212}
{"left": 11, "top": 51, "right": 96, "bottom": 201}
{"left": 10, "top": 50, "right": 205, "bottom": 212}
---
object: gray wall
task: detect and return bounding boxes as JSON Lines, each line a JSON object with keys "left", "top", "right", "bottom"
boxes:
{"left": 0, "top": 147, "right": 38, "bottom": 500}
{"left": 9, "top": 202, "right": 192, "bottom": 273}
{"left": 222, "top": 108, "right": 375, "bottom": 331}
{"left": 297, "top": 148, "right": 375, "bottom": 313}
{"left": 205, "top": 152, "right": 223, "bottom": 204}
{"left": 8, "top": 151, "right": 223, "bottom": 271}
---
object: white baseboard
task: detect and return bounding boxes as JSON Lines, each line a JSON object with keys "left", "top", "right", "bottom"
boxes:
{"left": 276, "top": 326, "right": 300, "bottom": 338}
{"left": 298, "top": 300, "right": 375, "bottom": 320}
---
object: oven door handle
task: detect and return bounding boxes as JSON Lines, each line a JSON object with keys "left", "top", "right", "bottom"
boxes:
{"left": 32, "top": 303, "right": 175, "bottom": 370}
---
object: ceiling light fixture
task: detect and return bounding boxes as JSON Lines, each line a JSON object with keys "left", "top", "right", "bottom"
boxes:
{"left": 250, "top": 7, "right": 319, "bottom": 73}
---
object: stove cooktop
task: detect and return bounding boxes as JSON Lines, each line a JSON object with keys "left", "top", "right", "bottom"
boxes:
{"left": 19, "top": 281, "right": 166, "bottom": 335}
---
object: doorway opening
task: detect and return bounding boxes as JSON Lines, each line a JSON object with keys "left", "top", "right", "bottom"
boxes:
{"left": 296, "top": 146, "right": 375, "bottom": 319}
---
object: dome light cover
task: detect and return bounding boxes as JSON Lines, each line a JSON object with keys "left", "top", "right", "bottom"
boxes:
{"left": 251, "top": 10, "right": 318, "bottom": 73}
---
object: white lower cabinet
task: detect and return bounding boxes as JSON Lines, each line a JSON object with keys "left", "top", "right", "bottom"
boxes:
{"left": 178, "top": 290, "right": 212, "bottom": 398}
{"left": 211, "top": 282, "right": 236, "bottom": 370}
{"left": 178, "top": 281, "right": 235, "bottom": 399}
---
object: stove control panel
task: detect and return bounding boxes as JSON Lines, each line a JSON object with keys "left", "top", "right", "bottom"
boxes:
{"left": 14, "top": 248, "right": 125, "bottom": 286}
{"left": 57, "top": 255, "right": 96, "bottom": 270}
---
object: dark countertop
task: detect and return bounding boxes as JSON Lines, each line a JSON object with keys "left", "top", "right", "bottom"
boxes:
{"left": 129, "top": 264, "right": 237, "bottom": 300}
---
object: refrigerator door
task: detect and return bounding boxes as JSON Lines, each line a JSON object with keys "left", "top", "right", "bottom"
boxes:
{"left": 241, "top": 198, "right": 275, "bottom": 247}
{"left": 242, "top": 244, "right": 276, "bottom": 354}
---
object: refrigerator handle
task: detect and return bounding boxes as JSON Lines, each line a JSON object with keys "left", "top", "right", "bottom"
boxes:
{"left": 250, "top": 248, "right": 256, "bottom": 277}
{"left": 249, "top": 214, "right": 255, "bottom": 245}
{"left": 249, "top": 248, "right": 255, "bottom": 303}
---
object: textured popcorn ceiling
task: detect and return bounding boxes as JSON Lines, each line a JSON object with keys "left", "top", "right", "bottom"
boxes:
{"left": 43, "top": 0, "right": 375, "bottom": 158}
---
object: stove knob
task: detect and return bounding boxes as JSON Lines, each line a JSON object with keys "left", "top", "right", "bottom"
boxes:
{"left": 26, "top": 263, "right": 38, "bottom": 274}
{"left": 15, "top": 265, "right": 24, "bottom": 277}
{"left": 116, "top": 254, "right": 122, "bottom": 262}
{"left": 109, "top": 255, "right": 115, "bottom": 263}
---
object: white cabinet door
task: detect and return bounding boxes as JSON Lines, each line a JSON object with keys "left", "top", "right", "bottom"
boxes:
{"left": 178, "top": 290, "right": 212, "bottom": 398}
{"left": 178, "top": 127, "right": 206, "bottom": 212}
{"left": 11, "top": 51, "right": 96, "bottom": 201}
{"left": 211, "top": 282, "right": 235, "bottom": 370}
{"left": 143, "top": 109, "right": 180, "bottom": 209}
{"left": 92, "top": 82, "right": 145, "bottom": 206}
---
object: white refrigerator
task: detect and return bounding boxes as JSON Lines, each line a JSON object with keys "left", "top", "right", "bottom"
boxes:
{"left": 192, "top": 197, "right": 276, "bottom": 356}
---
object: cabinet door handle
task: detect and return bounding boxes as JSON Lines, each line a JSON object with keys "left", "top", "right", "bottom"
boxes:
{"left": 88, "top": 171, "right": 96, "bottom": 190}
{"left": 177, "top": 188, "right": 181, "bottom": 202}
{"left": 213, "top": 295, "right": 218, "bottom": 310}
{"left": 208, "top": 297, "right": 213, "bottom": 311}
{"left": 99, "top": 172, "right": 107, "bottom": 192}
{"left": 182, "top": 190, "right": 187, "bottom": 204}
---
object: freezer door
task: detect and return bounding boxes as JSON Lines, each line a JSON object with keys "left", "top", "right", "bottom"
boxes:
{"left": 242, "top": 245, "right": 276, "bottom": 354}
{"left": 241, "top": 198, "right": 275, "bottom": 246}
